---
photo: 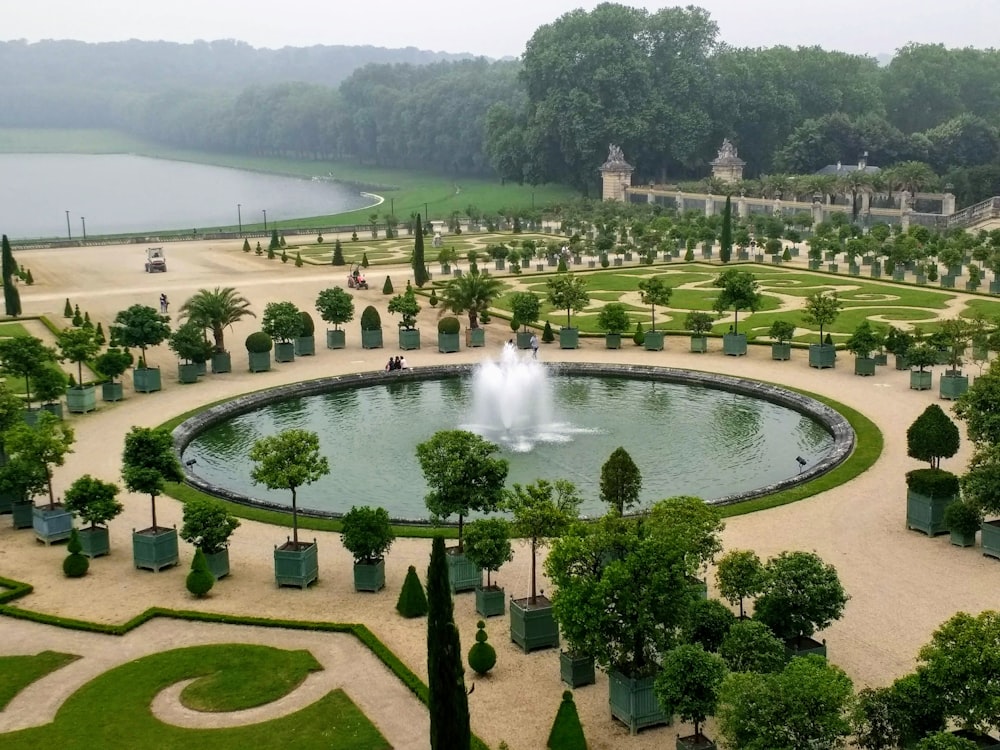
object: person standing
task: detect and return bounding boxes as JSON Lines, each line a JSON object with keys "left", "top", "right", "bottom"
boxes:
{"left": 530, "top": 333, "right": 539, "bottom": 359}
{"left": 160, "top": 293, "right": 169, "bottom": 313}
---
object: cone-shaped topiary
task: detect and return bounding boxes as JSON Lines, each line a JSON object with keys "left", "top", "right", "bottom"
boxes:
{"left": 186, "top": 548, "right": 215, "bottom": 597}
{"left": 294, "top": 251, "right": 303, "bottom": 267}
{"left": 557, "top": 256, "right": 568, "bottom": 273}
{"left": 95, "top": 322, "right": 106, "bottom": 346}
{"left": 383, "top": 275, "right": 394, "bottom": 294}
{"left": 63, "top": 529, "right": 90, "bottom": 578}
{"left": 267, "top": 245, "right": 275, "bottom": 260}
{"left": 281, "top": 248, "right": 289, "bottom": 264}
{"left": 242, "top": 238, "right": 251, "bottom": 253}
{"left": 352, "top": 231, "right": 359, "bottom": 242}
{"left": 361, "top": 251, "right": 369, "bottom": 266}
{"left": 468, "top": 620, "right": 497, "bottom": 675}
{"left": 317, "top": 234, "right": 324, "bottom": 244}
{"left": 542, "top": 321, "right": 554, "bottom": 343}
{"left": 256, "top": 242, "right": 263, "bottom": 255}
{"left": 73, "top": 304, "right": 83, "bottom": 327}
{"left": 360, "top": 306, "right": 381, "bottom": 331}
{"left": 64, "top": 298, "right": 73, "bottom": 318}
{"left": 332, "top": 239, "right": 345, "bottom": 265}
{"left": 547, "top": 691, "right": 587, "bottom": 749}
{"left": 245, "top": 331, "right": 273, "bottom": 353}
{"left": 633, "top": 321, "right": 645, "bottom": 346}
{"left": 269, "top": 229, "right": 280, "bottom": 250}
{"left": 438, "top": 316, "right": 460, "bottom": 335}
{"left": 396, "top": 564, "right": 428, "bottom": 618}
{"left": 429, "top": 288, "right": 438, "bottom": 307}
{"left": 280, "top": 235, "right": 286, "bottom": 247}
{"left": 510, "top": 318, "right": 520, "bottom": 333}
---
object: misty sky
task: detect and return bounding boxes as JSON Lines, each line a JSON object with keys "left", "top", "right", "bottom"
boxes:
{"left": 5, "top": 0, "right": 998, "bottom": 59}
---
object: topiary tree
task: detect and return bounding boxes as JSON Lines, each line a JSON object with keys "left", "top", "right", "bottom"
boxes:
{"left": 360, "top": 305, "right": 381, "bottom": 331}
{"left": 340, "top": 505, "right": 395, "bottom": 564}
{"left": 907, "top": 404, "right": 960, "bottom": 469}
{"left": 2, "top": 234, "right": 21, "bottom": 317}
{"left": 63, "top": 528, "right": 89, "bottom": 578}
{"left": 245, "top": 331, "right": 273, "bottom": 353}
{"left": 547, "top": 690, "right": 587, "bottom": 749}
{"left": 396, "top": 565, "right": 428, "bottom": 618}
{"left": 413, "top": 214, "right": 429, "bottom": 287}
{"left": 467, "top": 620, "right": 497, "bottom": 676}
{"left": 715, "top": 549, "right": 764, "bottom": 618}
{"left": 510, "top": 292, "right": 541, "bottom": 333}
{"left": 768, "top": 319, "right": 796, "bottom": 344}
{"left": 438, "top": 316, "right": 460, "bottom": 335}
{"left": 122, "top": 426, "right": 183, "bottom": 531}
{"left": 331, "top": 238, "right": 345, "bottom": 265}
{"left": 186, "top": 547, "right": 215, "bottom": 597}
{"left": 846, "top": 320, "right": 882, "bottom": 359}
{"left": 110, "top": 304, "right": 171, "bottom": 367}
{"left": 93, "top": 347, "right": 132, "bottom": 386}
{"left": 462, "top": 517, "right": 512, "bottom": 588}
{"left": 64, "top": 475, "right": 122, "bottom": 531}
{"left": 294, "top": 251, "right": 302, "bottom": 267}
{"left": 169, "top": 320, "right": 214, "bottom": 365}
{"left": 64, "top": 298, "right": 73, "bottom": 318}
{"left": 597, "top": 302, "right": 631, "bottom": 335}
{"left": 5, "top": 411, "right": 74, "bottom": 509}
{"left": 180, "top": 496, "right": 241, "bottom": 555}
{"left": 955, "top": 358, "right": 1000, "bottom": 447}
{"left": 718, "top": 619, "right": 786, "bottom": 674}
{"left": 315, "top": 287, "right": 354, "bottom": 331}
{"left": 719, "top": 195, "right": 733, "bottom": 263}
{"left": 387, "top": 287, "right": 420, "bottom": 330}
{"left": 242, "top": 238, "right": 251, "bottom": 253}
{"left": 803, "top": 290, "right": 843, "bottom": 345}
{"left": 261, "top": 301, "right": 303, "bottom": 343}
{"left": 599, "top": 446, "right": 642, "bottom": 515}
{"left": 542, "top": 320, "right": 554, "bottom": 343}
{"left": 298, "top": 311, "right": 314, "bottom": 338}
{"left": 632, "top": 320, "right": 644, "bottom": 345}
{"left": 34, "top": 366, "right": 67, "bottom": 407}
{"left": 686, "top": 311, "right": 715, "bottom": 336}
{"left": 269, "top": 229, "right": 280, "bottom": 251}
{"left": 57, "top": 327, "right": 101, "bottom": 387}
{"left": 754, "top": 550, "right": 849, "bottom": 645}
{"left": 545, "top": 273, "right": 590, "bottom": 330}
{"left": 383, "top": 275, "right": 394, "bottom": 294}
{"left": 712, "top": 269, "right": 762, "bottom": 335}
{"left": 655, "top": 643, "right": 727, "bottom": 747}
{"left": 637, "top": 275, "right": 672, "bottom": 331}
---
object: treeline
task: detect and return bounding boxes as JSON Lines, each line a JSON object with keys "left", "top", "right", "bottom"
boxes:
{"left": 7, "top": 7, "right": 1000, "bottom": 200}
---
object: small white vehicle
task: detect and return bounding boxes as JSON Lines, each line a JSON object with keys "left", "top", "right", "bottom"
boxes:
{"left": 145, "top": 247, "right": 167, "bottom": 273}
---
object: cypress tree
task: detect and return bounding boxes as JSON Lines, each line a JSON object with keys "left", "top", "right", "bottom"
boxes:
{"left": 427, "top": 536, "right": 470, "bottom": 750}
{"left": 294, "top": 251, "right": 303, "bottom": 267}
{"left": 242, "top": 238, "right": 251, "bottom": 253}
{"left": 413, "top": 214, "right": 429, "bottom": 287}
{"left": 280, "top": 248, "right": 289, "bottom": 263}
{"left": 269, "top": 229, "right": 280, "bottom": 250}
{"left": 64, "top": 298, "right": 73, "bottom": 318}
{"left": 332, "top": 239, "right": 345, "bottom": 266}
{"left": 1, "top": 234, "right": 20, "bottom": 317}
{"left": 361, "top": 252, "right": 369, "bottom": 268}
{"left": 720, "top": 195, "right": 733, "bottom": 264}
{"left": 95, "top": 322, "right": 106, "bottom": 346}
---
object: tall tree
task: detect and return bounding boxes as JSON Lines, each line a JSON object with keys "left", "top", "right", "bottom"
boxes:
{"left": 121, "top": 426, "right": 184, "bottom": 530}
{"left": 599, "top": 446, "right": 642, "bottom": 515}
{"left": 1, "top": 234, "right": 20, "bottom": 317}
{"left": 413, "top": 213, "right": 429, "bottom": 287}
{"left": 427, "top": 536, "right": 470, "bottom": 750}
{"left": 719, "top": 195, "right": 733, "bottom": 263}
{"left": 178, "top": 287, "right": 255, "bottom": 353}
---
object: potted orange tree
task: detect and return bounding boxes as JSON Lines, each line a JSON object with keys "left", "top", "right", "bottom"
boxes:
{"left": 63, "top": 474, "right": 123, "bottom": 558}
{"left": 180, "top": 496, "right": 241, "bottom": 579}
{"left": 122, "top": 426, "right": 183, "bottom": 571}
{"left": 315, "top": 286, "right": 354, "bottom": 349}
{"left": 340, "top": 505, "right": 395, "bottom": 592}
{"left": 463, "top": 517, "right": 513, "bottom": 618}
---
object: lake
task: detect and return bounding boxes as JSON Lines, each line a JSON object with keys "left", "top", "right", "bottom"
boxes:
{"left": 0, "top": 153, "right": 374, "bottom": 239}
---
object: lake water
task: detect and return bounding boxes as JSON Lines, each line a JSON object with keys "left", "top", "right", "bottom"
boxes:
{"left": 0, "top": 153, "right": 374, "bottom": 239}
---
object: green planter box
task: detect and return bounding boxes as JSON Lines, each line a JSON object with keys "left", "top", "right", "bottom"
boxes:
{"left": 808, "top": 259, "right": 821, "bottom": 270}
{"left": 690, "top": 335, "right": 708, "bottom": 353}
{"left": 644, "top": 331, "right": 665, "bottom": 351}
{"left": 910, "top": 370, "right": 933, "bottom": 390}
{"left": 916, "top": 274, "right": 927, "bottom": 285}
{"left": 723, "top": 332, "right": 747, "bottom": 356}
{"left": 494, "top": 259, "right": 505, "bottom": 271}
{"left": 32, "top": 504, "right": 74, "bottom": 544}
{"left": 785, "top": 635, "right": 827, "bottom": 661}
{"left": 940, "top": 275, "right": 956, "bottom": 289}
{"left": 0, "top": 487, "right": 14, "bottom": 515}
{"left": 398, "top": 329, "right": 421, "bottom": 350}
{"left": 353, "top": 558, "right": 386, "bottom": 592}
{"left": 874, "top": 353, "right": 888, "bottom": 365}
{"left": 210, "top": 351, "right": 232, "bottom": 374}
{"left": 827, "top": 263, "right": 839, "bottom": 273}
{"left": 446, "top": 550, "right": 481, "bottom": 593}
{"left": 906, "top": 489, "right": 956, "bottom": 536}
{"left": 560, "top": 651, "right": 596, "bottom": 688}
{"left": 849, "top": 264, "right": 860, "bottom": 276}
{"left": 771, "top": 342, "right": 791, "bottom": 361}
{"left": 967, "top": 281, "right": 982, "bottom": 292}
{"left": 133, "top": 367, "right": 161, "bottom": 393}
{"left": 736, "top": 250, "right": 749, "bottom": 261}
{"left": 516, "top": 331, "right": 533, "bottom": 349}
{"left": 274, "top": 342, "right": 295, "bottom": 362}
{"left": 361, "top": 328, "right": 384, "bottom": 349}
{"left": 294, "top": 335, "right": 316, "bottom": 356}
{"left": 12, "top": 501, "right": 33, "bottom": 529}
{"left": 101, "top": 382, "right": 124, "bottom": 402}
{"left": 248, "top": 350, "right": 271, "bottom": 373}
{"left": 950, "top": 529, "right": 977, "bottom": 547}
{"left": 991, "top": 280, "right": 1000, "bottom": 295}
{"left": 854, "top": 357, "right": 876, "bottom": 376}
{"left": 609, "top": 670, "right": 670, "bottom": 735}
{"left": 870, "top": 262, "right": 882, "bottom": 278}
{"left": 326, "top": 330, "right": 346, "bottom": 349}
{"left": 808, "top": 344, "right": 836, "bottom": 369}
{"left": 509, "top": 596, "right": 560, "bottom": 653}
{"left": 466, "top": 328, "right": 486, "bottom": 347}
{"left": 22, "top": 408, "right": 40, "bottom": 427}
{"left": 893, "top": 269, "right": 906, "bottom": 281}
{"left": 981, "top": 520, "right": 1000, "bottom": 560}
{"left": 770, "top": 255, "right": 781, "bottom": 265}
{"left": 688, "top": 576, "right": 709, "bottom": 600}
{"left": 132, "top": 527, "right": 179, "bottom": 571}
{"left": 78, "top": 526, "right": 110, "bottom": 558}
{"left": 274, "top": 540, "right": 319, "bottom": 588}
{"left": 66, "top": 385, "right": 97, "bottom": 413}
{"left": 438, "top": 332, "right": 460, "bottom": 353}
{"left": 559, "top": 328, "right": 579, "bottom": 349}
{"left": 194, "top": 361, "right": 207, "bottom": 376}
{"left": 605, "top": 333, "right": 622, "bottom": 350}
{"left": 940, "top": 372, "right": 969, "bottom": 400}
{"left": 204, "top": 549, "right": 231, "bottom": 579}
{"left": 177, "top": 363, "right": 199, "bottom": 384}
{"left": 894, "top": 354, "right": 909, "bottom": 371}
{"left": 41, "top": 402, "right": 63, "bottom": 420}
{"left": 475, "top": 585, "right": 506, "bottom": 617}
{"left": 950, "top": 731, "right": 1000, "bottom": 749}
{"left": 677, "top": 735, "right": 717, "bottom": 750}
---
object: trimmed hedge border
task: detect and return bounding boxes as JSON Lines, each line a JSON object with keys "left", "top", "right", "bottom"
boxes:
{"left": 0, "top": 575, "right": 488, "bottom": 750}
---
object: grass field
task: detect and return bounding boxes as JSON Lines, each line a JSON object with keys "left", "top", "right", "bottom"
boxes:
{"left": 0, "top": 651, "right": 79, "bottom": 710}
{"left": 0, "top": 128, "right": 578, "bottom": 229}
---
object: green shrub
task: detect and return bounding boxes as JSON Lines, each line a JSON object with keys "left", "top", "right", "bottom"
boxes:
{"left": 546, "top": 690, "right": 587, "bottom": 749}
{"left": 186, "top": 548, "right": 215, "bottom": 597}
{"left": 352, "top": 232, "right": 359, "bottom": 241}
{"left": 943, "top": 500, "right": 982, "bottom": 536}
{"left": 267, "top": 245, "right": 275, "bottom": 260}
{"left": 255, "top": 242, "right": 263, "bottom": 255}
{"left": 317, "top": 234, "right": 324, "bottom": 244}
{"left": 600, "top": 253, "right": 609, "bottom": 268}
{"left": 429, "top": 288, "right": 438, "bottom": 307}
{"left": 280, "top": 249, "right": 289, "bottom": 264}
{"left": 557, "top": 256, "right": 568, "bottom": 273}
{"left": 906, "top": 468, "right": 960, "bottom": 498}
{"left": 468, "top": 620, "right": 497, "bottom": 675}
{"left": 383, "top": 276, "right": 394, "bottom": 295}
{"left": 360, "top": 306, "right": 381, "bottom": 331}
{"left": 294, "top": 251, "right": 303, "bottom": 267}
{"left": 242, "top": 238, "right": 251, "bottom": 253}
{"left": 63, "top": 298, "right": 72, "bottom": 317}
{"left": 245, "top": 331, "right": 273, "bottom": 353}
{"left": 685, "top": 247, "right": 694, "bottom": 261}
{"left": 542, "top": 321, "right": 554, "bottom": 343}
{"left": 633, "top": 321, "right": 645, "bottom": 346}
{"left": 510, "top": 318, "right": 520, "bottom": 332}
{"left": 438, "top": 317, "right": 460, "bottom": 335}
{"left": 298, "top": 311, "right": 315, "bottom": 337}
{"left": 62, "top": 529, "right": 89, "bottom": 578}
{"left": 361, "top": 251, "right": 369, "bottom": 266}
{"left": 396, "top": 565, "right": 428, "bottom": 618}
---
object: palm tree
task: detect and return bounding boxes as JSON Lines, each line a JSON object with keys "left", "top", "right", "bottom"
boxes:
{"left": 438, "top": 272, "right": 507, "bottom": 329}
{"left": 179, "top": 287, "right": 255, "bottom": 353}
{"left": 883, "top": 161, "right": 939, "bottom": 203}
{"left": 837, "top": 170, "right": 874, "bottom": 221}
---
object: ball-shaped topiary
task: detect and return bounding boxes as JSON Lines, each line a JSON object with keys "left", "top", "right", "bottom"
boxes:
{"left": 438, "top": 316, "right": 460, "bottom": 335}
{"left": 360, "top": 306, "right": 382, "bottom": 331}
{"left": 298, "top": 311, "right": 315, "bottom": 337}
{"left": 245, "top": 331, "right": 273, "bottom": 353}
{"left": 468, "top": 620, "right": 497, "bottom": 675}
{"left": 63, "top": 529, "right": 89, "bottom": 578}
{"left": 396, "top": 565, "right": 428, "bottom": 618}
{"left": 186, "top": 548, "right": 215, "bottom": 597}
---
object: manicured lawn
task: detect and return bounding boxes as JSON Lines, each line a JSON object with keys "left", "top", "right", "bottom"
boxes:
{"left": 0, "top": 644, "right": 389, "bottom": 750}
{"left": 0, "top": 323, "right": 31, "bottom": 338}
{"left": 0, "top": 651, "right": 79, "bottom": 710}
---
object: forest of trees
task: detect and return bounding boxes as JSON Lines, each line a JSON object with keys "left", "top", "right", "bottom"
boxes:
{"left": 6, "top": 4, "right": 1000, "bottom": 203}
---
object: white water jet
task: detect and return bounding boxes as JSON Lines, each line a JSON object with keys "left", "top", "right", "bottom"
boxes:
{"left": 464, "top": 343, "right": 575, "bottom": 452}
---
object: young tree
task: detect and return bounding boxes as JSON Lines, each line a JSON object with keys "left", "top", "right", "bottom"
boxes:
{"left": 0, "top": 335, "right": 56, "bottom": 408}
{"left": 712, "top": 269, "right": 762, "bottom": 335}
{"left": 180, "top": 496, "right": 241, "bottom": 555}
{"left": 387, "top": 287, "right": 421, "bottom": 330}
{"left": 2, "top": 234, "right": 21, "bottom": 317}
{"left": 110, "top": 304, "right": 171, "bottom": 366}
{"left": 654, "top": 644, "right": 727, "bottom": 746}
{"left": 599, "top": 446, "right": 642, "bottom": 515}
{"left": 754, "top": 550, "right": 849, "bottom": 644}
{"left": 545, "top": 274, "right": 590, "bottom": 330}
{"left": 719, "top": 195, "right": 733, "bottom": 263}
{"left": 427, "top": 536, "right": 470, "bottom": 750}
{"left": 506, "top": 478, "right": 582, "bottom": 603}
{"left": 715, "top": 549, "right": 765, "bottom": 618}
{"left": 122, "top": 426, "right": 183, "bottom": 530}
{"left": 57, "top": 327, "right": 101, "bottom": 386}
{"left": 63, "top": 475, "right": 123, "bottom": 530}
{"left": 249, "top": 428, "right": 329, "bottom": 547}
{"left": 315, "top": 287, "right": 355, "bottom": 330}
{"left": 462, "top": 518, "right": 513, "bottom": 588}
{"left": 637, "top": 276, "right": 672, "bottom": 331}
{"left": 438, "top": 272, "right": 506, "bottom": 329}
{"left": 907, "top": 404, "right": 961, "bottom": 469}
{"left": 261, "top": 301, "right": 303, "bottom": 343}
{"left": 803, "top": 290, "right": 843, "bottom": 344}
{"left": 416, "top": 430, "right": 508, "bottom": 550}
{"left": 954, "top": 358, "right": 1000, "bottom": 447}
{"left": 718, "top": 619, "right": 786, "bottom": 674}
{"left": 178, "top": 287, "right": 255, "bottom": 353}
{"left": 168, "top": 320, "right": 214, "bottom": 364}
{"left": 510, "top": 291, "right": 541, "bottom": 333}
{"left": 93, "top": 347, "right": 133, "bottom": 386}
{"left": 4, "top": 412, "right": 74, "bottom": 509}
{"left": 413, "top": 213, "right": 429, "bottom": 287}
{"left": 596, "top": 302, "right": 632, "bottom": 335}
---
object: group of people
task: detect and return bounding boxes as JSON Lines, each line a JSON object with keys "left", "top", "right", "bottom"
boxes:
{"left": 385, "top": 355, "right": 409, "bottom": 371}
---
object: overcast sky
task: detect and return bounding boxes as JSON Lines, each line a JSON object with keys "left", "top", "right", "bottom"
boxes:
{"left": 5, "top": 0, "right": 998, "bottom": 59}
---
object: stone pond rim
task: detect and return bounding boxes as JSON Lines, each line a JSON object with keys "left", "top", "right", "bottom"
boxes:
{"left": 171, "top": 363, "right": 855, "bottom": 524}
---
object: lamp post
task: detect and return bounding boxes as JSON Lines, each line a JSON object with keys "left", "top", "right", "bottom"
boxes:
{"left": 65, "top": 210, "right": 71, "bottom": 240}
{"left": 262, "top": 209, "right": 268, "bottom": 232}
{"left": 424, "top": 202, "right": 428, "bottom": 223}
{"left": 237, "top": 203, "right": 242, "bottom": 236}
{"left": 81, "top": 217, "right": 87, "bottom": 241}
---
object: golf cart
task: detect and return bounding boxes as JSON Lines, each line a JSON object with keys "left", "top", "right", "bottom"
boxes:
{"left": 347, "top": 263, "right": 368, "bottom": 289}
{"left": 145, "top": 247, "right": 167, "bottom": 273}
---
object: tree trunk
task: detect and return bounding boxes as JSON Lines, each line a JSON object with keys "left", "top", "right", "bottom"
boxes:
{"left": 151, "top": 493, "right": 158, "bottom": 530}
{"left": 291, "top": 487, "right": 298, "bottom": 545}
